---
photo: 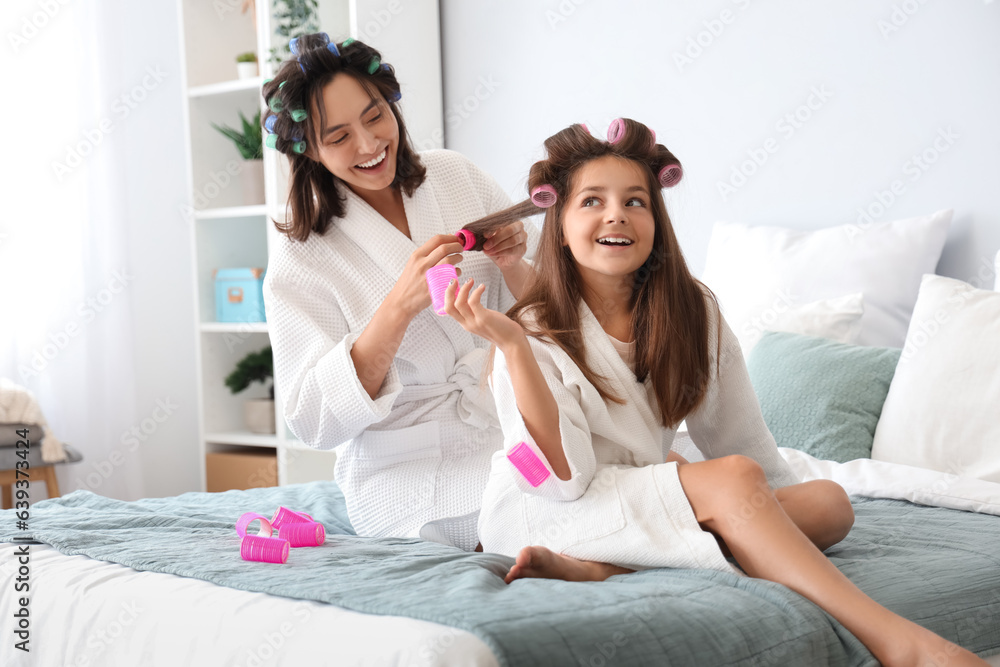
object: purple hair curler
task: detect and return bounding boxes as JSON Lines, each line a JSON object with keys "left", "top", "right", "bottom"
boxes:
{"left": 235, "top": 512, "right": 273, "bottom": 538}
{"left": 425, "top": 264, "right": 458, "bottom": 315}
{"left": 240, "top": 535, "right": 289, "bottom": 564}
{"left": 455, "top": 229, "right": 477, "bottom": 251}
{"left": 658, "top": 164, "right": 683, "bottom": 188}
{"left": 607, "top": 118, "right": 626, "bottom": 144}
{"left": 507, "top": 442, "right": 551, "bottom": 487}
{"left": 265, "top": 114, "right": 278, "bottom": 133}
{"left": 530, "top": 184, "right": 557, "bottom": 208}
{"left": 327, "top": 42, "right": 340, "bottom": 57}
{"left": 279, "top": 521, "right": 327, "bottom": 547}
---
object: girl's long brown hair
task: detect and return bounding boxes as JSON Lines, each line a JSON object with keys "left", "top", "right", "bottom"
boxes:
{"left": 467, "top": 120, "right": 720, "bottom": 428}
{"left": 261, "top": 34, "right": 426, "bottom": 242}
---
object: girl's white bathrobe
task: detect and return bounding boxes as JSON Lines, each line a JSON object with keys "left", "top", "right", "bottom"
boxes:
{"left": 263, "top": 150, "right": 538, "bottom": 551}
{"left": 479, "top": 300, "right": 801, "bottom": 574}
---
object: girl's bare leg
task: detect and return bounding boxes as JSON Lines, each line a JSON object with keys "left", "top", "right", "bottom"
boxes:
{"left": 503, "top": 546, "right": 632, "bottom": 584}
{"left": 677, "top": 455, "right": 987, "bottom": 667}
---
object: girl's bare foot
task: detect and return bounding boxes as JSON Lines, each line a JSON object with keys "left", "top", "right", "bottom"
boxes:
{"left": 504, "top": 546, "right": 632, "bottom": 584}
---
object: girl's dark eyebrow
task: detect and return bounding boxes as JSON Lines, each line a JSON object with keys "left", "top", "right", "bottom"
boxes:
{"left": 578, "top": 185, "right": 649, "bottom": 195}
{"left": 321, "top": 99, "right": 379, "bottom": 139}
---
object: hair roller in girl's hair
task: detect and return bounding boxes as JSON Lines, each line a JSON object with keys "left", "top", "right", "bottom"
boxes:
{"left": 327, "top": 42, "right": 340, "bottom": 57}
{"left": 649, "top": 129, "right": 657, "bottom": 150}
{"left": 530, "top": 185, "right": 557, "bottom": 208}
{"left": 580, "top": 123, "right": 590, "bottom": 134}
{"left": 606, "top": 118, "right": 626, "bottom": 144}
{"left": 658, "top": 164, "right": 683, "bottom": 188}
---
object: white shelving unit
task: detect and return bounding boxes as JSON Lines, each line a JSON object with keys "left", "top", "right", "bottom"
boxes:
{"left": 177, "top": 0, "right": 444, "bottom": 490}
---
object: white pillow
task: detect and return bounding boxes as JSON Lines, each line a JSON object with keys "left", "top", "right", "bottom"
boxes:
{"left": 701, "top": 210, "right": 952, "bottom": 348}
{"left": 871, "top": 274, "right": 1000, "bottom": 483}
{"left": 734, "top": 292, "right": 864, "bottom": 359}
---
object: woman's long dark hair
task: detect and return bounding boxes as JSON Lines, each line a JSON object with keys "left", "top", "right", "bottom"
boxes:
{"left": 464, "top": 120, "right": 720, "bottom": 428}
{"left": 261, "top": 34, "right": 426, "bottom": 242}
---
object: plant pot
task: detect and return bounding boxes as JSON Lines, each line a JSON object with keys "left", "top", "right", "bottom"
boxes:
{"left": 244, "top": 398, "right": 275, "bottom": 434}
{"left": 236, "top": 61, "right": 259, "bottom": 80}
{"left": 240, "top": 159, "right": 265, "bottom": 205}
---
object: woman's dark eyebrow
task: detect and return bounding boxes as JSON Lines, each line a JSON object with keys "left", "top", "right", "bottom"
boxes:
{"left": 321, "top": 99, "right": 379, "bottom": 139}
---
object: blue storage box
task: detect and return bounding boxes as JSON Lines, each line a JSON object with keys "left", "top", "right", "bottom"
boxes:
{"left": 214, "top": 267, "right": 266, "bottom": 323}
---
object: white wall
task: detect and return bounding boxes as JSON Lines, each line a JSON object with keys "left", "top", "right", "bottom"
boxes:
{"left": 440, "top": 0, "right": 1000, "bottom": 287}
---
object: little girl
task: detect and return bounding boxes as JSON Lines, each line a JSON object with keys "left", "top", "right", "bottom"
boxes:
{"left": 443, "top": 119, "right": 988, "bottom": 667}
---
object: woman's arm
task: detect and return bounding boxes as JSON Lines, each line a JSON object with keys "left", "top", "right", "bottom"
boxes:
{"left": 351, "top": 234, "right": 466, "bottom": 399}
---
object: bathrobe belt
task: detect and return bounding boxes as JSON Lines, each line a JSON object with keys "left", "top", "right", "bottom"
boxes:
{"left": 394, "top": 349, "right": 500, "bottom": 431}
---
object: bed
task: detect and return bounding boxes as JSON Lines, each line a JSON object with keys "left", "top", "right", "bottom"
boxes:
{"left": 3, "top": 219, "right": 999, "bottom": 666}
{"left": 2, "top": 439, "right": 1000, "bottom": 667}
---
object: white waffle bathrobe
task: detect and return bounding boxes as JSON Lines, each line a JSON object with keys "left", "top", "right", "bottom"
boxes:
{"left": 263, "top": 150, "right": 538, "bottom": 550}
{"left": 479, "top": 300, "right": 801, "bottom": 574}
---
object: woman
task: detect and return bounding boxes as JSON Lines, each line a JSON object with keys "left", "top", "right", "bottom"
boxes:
{"left": 260, "top": 33, "right": 539, "bottom": 553}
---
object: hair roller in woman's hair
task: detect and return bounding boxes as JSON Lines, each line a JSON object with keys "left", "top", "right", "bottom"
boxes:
{"left": 367, "top": 57, "right": 381, "bottom": 75}
{"left": 648, "top": 129, "right": 657, "bottom": 150}
{"left": 530, "top": 185, "right": 558, "bottom": 208}
{"left": 580, "top": 123, "right": 590, "bottom": 135}
{"left": 456, "top": 229, "right": 477, "bottom": 251}
{"left": 606, "top": 118, "right": 626, "bottom": 144}
{"left": 289, "top": 37, "right": 300, "bottom": 56}
{"left": 265, "top": 133, "right": 279, "bottom": 150}
{"left": 658, "top": 164, "right": 683, "bottom": 188}
{"left": 265, "top": 115, "right": 278, "bottom": 133}
{"left": 327, "top": 42, "right": 340, "bottom": 57}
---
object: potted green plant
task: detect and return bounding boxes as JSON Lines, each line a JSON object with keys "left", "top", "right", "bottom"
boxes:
{"left": 236, "top": 51, "right": 258, "bottom": 80}
{"left": 225, "top": 346, "right": 275, "bottom": 434}
{"left": 211, "top": 110, "right": 264, "bottom": 205}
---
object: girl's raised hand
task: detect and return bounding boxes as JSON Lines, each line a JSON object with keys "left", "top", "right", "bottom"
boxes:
{"left": 389, "top": 234, "right": 465, "bottom": 318}
{"left": 483, "top": 221, "right": 528, "bottom": 271}
{"left": 444, "top": 278, "right": 524, "bottom": 350}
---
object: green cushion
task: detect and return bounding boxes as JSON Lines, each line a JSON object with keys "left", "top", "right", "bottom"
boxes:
{"left": 746, "top": 331, "right": 902, "bottom": 463}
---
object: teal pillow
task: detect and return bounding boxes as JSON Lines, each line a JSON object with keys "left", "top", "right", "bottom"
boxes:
{"left": 746, "top": 331, "right": 902, "bottom": 463}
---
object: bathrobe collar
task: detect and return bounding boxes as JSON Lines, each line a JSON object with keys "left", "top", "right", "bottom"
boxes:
{"left": 578, "top": 300, "right": 660, "bottom": 428}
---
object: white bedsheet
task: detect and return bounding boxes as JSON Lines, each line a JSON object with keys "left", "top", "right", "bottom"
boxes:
{"left": 0, "top": 543, "right": 498, "bottom": 667}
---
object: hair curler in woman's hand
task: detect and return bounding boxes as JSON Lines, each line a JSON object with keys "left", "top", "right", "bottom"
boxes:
{"left": 455, "top": 228, "right": 480, "bottom": 251}
{"left": 425, "top": 264, "right": 459, "bottom": 315}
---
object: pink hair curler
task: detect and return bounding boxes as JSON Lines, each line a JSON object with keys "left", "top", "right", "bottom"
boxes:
{"left": 425, "top": 263, "right": 458, "bottom": 315}
{"left": 279, "top": 521, "right": 327, "bottom": 547}
{"left": 530, "top": 184, "right": 557, "bottom": 208}
{"left": 236, "top": 512, "right": 274, "bottom": 538}
{"left": 607, "top": 118, "right": 626, "bottom": 144}
{"left": 507, "top": 441, "right": 551, "bottom": 487}
{"left": 270, "top": 506, "right": 313, "bottom": 530}
{"left": 455, "top": 228, "right": 477, "bottom": 251}
{"left": 658, "top": 164, "right": 683, "bottom": 188}
{"left": 240, "top": 535, "right": 290, "bottom": 564}
{"left": 579, "top": 123, "right": 590, "bottom": 134}
{"left": 649, "top": 129, "right": 657, "bottom": 150}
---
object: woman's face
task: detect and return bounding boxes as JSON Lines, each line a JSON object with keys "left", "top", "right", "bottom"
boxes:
{"left": 309, "top": 73, "right": 399, "bottom": 196}
{"left": 561, "top": 155, "right": 656, "bottom": 289}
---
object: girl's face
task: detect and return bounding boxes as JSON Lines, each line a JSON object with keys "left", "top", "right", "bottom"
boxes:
{"left": 309, "top": 73, "right": 399, "bottom": 196}
{"left": 561, "top": 155, "right": 656, "bottom": 289}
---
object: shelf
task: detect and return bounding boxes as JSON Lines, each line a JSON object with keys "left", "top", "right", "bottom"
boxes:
{"left": 205, "top": 431, "right": 280, "bottom": 448}
{"left": 200, "top": 322, "right": 268, "bottom": 333}
{"left": 189, "top": 77, "right": 263, "bottom": 98}
{"left": 195, "top": 205, "right": 267, "bottom": 220}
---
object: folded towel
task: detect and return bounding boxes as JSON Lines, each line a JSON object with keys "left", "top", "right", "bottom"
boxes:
{"left": 0, "top": 379, "right": 67, "bottom": 464}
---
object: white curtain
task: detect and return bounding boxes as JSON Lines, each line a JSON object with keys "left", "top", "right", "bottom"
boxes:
{"left": 0, "top": 0, "right": 145, "bottom": 501}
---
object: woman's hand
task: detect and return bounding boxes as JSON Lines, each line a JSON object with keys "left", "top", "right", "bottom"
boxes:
{"left": 444, "top": 278, "right": 525, "bottom": 350}
{"left": 483, "top": 221, "right": 528, "bottom": 271}
{"left": 388, "top": 234, "right": 466, "bottom": 318}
